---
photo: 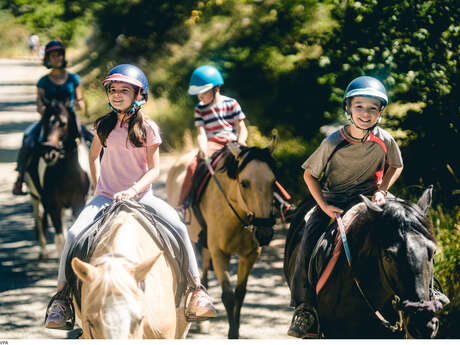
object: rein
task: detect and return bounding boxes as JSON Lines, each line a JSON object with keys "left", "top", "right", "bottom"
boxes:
{"left": 336, "top": 215, "right": 404, "bottom": 333}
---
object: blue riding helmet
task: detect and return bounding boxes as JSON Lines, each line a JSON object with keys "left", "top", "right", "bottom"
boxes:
{"left": 188, "top": 65, "right": 224, "bottom": 95}
{"left": 102, "top": 64, "right": 149, "bottom": 101}
{"left": 44, "top": 40, "right": 67, "bottom": 69}
{"left": 343, "top": 76, "right": 388, "bottom": 110}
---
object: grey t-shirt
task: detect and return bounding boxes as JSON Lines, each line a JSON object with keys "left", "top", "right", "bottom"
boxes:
{"left": 301, "top": 126, "right": 403, "bottom": 200}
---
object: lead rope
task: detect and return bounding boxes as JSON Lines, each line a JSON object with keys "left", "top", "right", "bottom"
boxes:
{"left": 336, "top": 214, "right": 404, "bottom": 333}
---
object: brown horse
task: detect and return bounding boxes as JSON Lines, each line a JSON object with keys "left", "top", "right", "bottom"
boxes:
{"left": 24, "top": 98, "right": 90, "bottom": 259}
{"left": 166, "top": 141, "right": 277, "bottom": 338}
{"left": 71, "top": 208, "right": 190, "bottom": 339}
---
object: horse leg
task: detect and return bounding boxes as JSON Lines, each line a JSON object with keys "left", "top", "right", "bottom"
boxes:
{"left": 201, "top": 247, "right": 211, "bottom": 289}
{"left": 31, "top": 196, "right": 48, "bottom": 260}
{"left": 211, "top": 249, "right": 238, "bottom": 338}
{"left": 47, "top": 203, "right": 65, "bottom": 256}
{"left": 233, "top": 249, "right": 260, "bottom": 339}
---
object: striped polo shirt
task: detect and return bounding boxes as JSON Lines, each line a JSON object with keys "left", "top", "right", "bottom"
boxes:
{"left": 194, "top": 95, "right": 246, "bottom": 141}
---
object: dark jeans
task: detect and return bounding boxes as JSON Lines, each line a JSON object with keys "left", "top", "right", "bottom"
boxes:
{"left": 15, "top": 122, "right": 93, "bottom": 175}
{"left": 290, "top": 206, "right": 331, "bottom": 309}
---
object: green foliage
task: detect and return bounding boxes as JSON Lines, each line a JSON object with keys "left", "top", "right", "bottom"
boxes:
{"left": 0, "top": 0, "right": 91, "bottom": 43}
{"left": 430, "top": 205, "right": 460, "bottom": 338}
{"left": 0, "top": 10, "right": 29, "bottom": 56}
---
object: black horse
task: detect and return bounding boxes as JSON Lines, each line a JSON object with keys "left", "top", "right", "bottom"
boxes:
{"left": 284, "top": 187, "right": 449, "bottom": 338}
{"left": 24, "top": 98, "right": 90, "bottom": 259}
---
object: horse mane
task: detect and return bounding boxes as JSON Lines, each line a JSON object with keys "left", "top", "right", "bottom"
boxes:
{"left": 352, "top": 197, "right": 436, "bottom": 246}
{"left": 84, "top": 212, "right": 143, "bottom": 318}
{"left": 217, "top": 145, "right": 277, "bottom": 179}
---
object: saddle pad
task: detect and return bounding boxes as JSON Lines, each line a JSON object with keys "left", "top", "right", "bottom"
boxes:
{"left": 65, "top": 199, "right": 190, "bottom": 309}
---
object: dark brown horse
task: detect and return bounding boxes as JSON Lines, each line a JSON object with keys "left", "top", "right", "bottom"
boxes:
{"left": 285, "top": 187, "right": 449, "bottom": 338}
{"left": 24, "top": 98, "right": 90, "bottom": 259}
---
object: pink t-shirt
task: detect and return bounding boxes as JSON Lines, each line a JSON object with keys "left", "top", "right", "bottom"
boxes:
{"left": 94, "top": 119, "right": 162, "bottom": 199}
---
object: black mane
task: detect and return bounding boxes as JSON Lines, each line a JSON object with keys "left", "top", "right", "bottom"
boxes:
{"left": 216, "top": 145, "right": 277, "bottom": 179}
{"left": 353, "top": 197, "right": 436, "bottom": 246}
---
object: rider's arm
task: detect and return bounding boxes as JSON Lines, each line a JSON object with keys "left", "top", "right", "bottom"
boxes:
{"left": 236, "top": 119, "right": 248, "bottom": 146}
{"left": 131, "top": 143, "right": 160, "bottom": 193}
{"left": 197, "top": 125, "right": 208, "bottom": 158}
{"left": 36, "top": 88, "right": 46, "bottom": 116}
{"left": 89, "top": 135, "right": 102, "bottom": 188}
{"left": 74, "top": 84, "right": 84, "bottom": 111}
{"left": 304, "top": 169, "right": 343, "bottom": 218}
{"left": 373, "top": 166, "right": 403, "bottom": 202}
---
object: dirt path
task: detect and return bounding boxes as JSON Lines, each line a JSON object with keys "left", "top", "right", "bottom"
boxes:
{"left": 0, "top": 58, "right": 292, "bottom": 340}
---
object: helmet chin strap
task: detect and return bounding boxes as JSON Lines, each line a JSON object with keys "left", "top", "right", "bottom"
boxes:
{"left": 346, "top": 111, "right": 381, "bottom": 141}
{"left": 108, "top": 100, "right": 145, "bottom": 126}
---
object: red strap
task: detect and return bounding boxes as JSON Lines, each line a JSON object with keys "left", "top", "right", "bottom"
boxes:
{"left": 275, "top": 180, "right": 292, "bottom": 200}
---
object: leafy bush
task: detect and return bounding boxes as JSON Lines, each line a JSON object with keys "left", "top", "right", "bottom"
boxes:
{"left": 431, "top": 205, "right": 460, "bottom": 338}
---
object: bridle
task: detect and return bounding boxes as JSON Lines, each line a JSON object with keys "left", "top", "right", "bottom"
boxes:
{"left": 336, "top": 215, "right": 405, "bottom": 334}
{"left": 203, "top": 155, "right": 275, "bottom": 233}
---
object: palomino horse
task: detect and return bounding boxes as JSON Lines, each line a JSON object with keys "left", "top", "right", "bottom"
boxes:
{"left": 70, "top": 201, "right": 190, "bottom": 338}
{"left": 24, "top": 98, "right": 90, "bottom": 259}
{"left": 166, "top": 141, "right": 277, "bottom": 338}
{"left": 284, "top": 187, "right": 449, "bottom": 338}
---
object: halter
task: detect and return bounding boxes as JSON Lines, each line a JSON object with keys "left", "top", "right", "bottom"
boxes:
{"left": 203, "top": 156, "right": 275, "bottom": 236}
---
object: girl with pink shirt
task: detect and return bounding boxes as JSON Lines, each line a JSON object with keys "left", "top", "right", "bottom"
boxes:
{"left": 45, "top": 64, "right": 216, "bottom": 330}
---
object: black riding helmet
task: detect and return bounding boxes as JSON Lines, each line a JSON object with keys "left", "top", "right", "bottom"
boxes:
{"left": 43, "top": 40, "right": 67, "bottom": 69}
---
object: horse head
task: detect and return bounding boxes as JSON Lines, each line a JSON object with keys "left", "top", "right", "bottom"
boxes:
{"left": 224, "top": 138, "right": 277, "bottom": 246}
{"left": 358, "top": 187, "right": 448, "bottom": 338}
{"left": 40, "top": 97, "right": 79, "bottom": 165}
{"left": 72, "top": 252, "right": 162, "bottom": 339}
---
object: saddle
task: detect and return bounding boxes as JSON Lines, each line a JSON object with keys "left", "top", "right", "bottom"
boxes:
{"left": 188, "top": 148, "right": 227, "bottom": 248}
{"left": 65, "top": 200, "right": 191, "bottom": 310}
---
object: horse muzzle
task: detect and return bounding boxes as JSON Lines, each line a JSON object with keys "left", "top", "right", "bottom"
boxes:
{"left": 251, "top": 217, "right": 275, "bottom": 246}
{"left": 402, "top": 299, "right": 444, "bottom": 338}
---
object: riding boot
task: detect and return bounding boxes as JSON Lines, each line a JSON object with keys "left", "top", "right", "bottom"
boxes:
{"left": 185, "top": 284, "right": 217, "bottom": 321}
{"left": 45, "top": 287, "right": 75, "bottom": 330}
{"left": 288, "top": 303, "right": 320, "bottom": 338}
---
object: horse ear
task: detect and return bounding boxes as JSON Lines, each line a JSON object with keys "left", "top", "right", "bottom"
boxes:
{"left": 360, "top": 194, "right": 383, "bottom": 214}
{"left": 417, "top": 185, "right": 433, "bottom": 214}
{"left": 72, "top": 257, "right": 97, "bottom": 283}
{"left": 227, "top": 141, "right": 241, "bottom": 158}
{"left": 133, "top": 251, "right": 163, "bottom": 282}
{"left": 266, "top": 129, "right": 278, "bottom": 154}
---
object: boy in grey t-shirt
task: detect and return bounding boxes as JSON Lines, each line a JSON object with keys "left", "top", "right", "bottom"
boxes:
{"left": 288, "top": 76, "right": 403, "bottom": 338}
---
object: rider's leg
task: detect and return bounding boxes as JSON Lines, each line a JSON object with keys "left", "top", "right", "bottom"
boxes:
{"left": 45, "top": 195, "right": 112, "bottom": 330}
{"left": 13, "top": 122, "right": 41, "bottom": 195}
{"left": 140, "top": 191, "right": 217, "bottom": 320}
{"left": 288, "top": 206, "right": 330, "bottom": 338}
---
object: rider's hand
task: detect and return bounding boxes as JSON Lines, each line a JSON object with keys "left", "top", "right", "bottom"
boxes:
{"left": 321, "top": 204, "right": 343, "bottom": 219}
{"left": 113, "top": 187, "right": 137, "bottom": 201}
{"left": 372, "top": 190, "right": 386, "bottom": 204}
{"left": 197, "top": 149, "right": 206, "bottom": 160}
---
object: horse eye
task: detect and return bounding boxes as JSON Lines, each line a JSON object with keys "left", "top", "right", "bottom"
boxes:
{"left": 241, "top": 180, "right": 250, "bottom": 188}
{"left": 383, "top": 251, "right": 393, "bottom": 262}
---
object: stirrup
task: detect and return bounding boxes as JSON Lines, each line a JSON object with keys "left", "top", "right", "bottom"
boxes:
{"left": 44, "top": 287, "right": 75, "bottom": 330}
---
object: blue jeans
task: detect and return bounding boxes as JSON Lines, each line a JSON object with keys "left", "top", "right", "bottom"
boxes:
{"left": 57, "top": 190, "right": 200, "bottom": 284}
